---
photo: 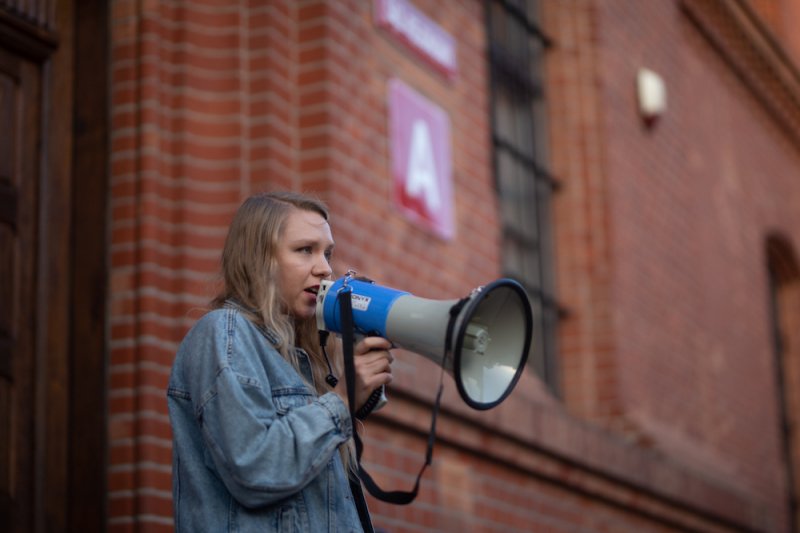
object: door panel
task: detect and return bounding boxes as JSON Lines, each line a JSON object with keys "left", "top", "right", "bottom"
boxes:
{"left": 1, "top": 2, "right": 109, "bottom": 531}
{"left": 0, "top": 46, "right": 40, "bottom": 533}
{"left": 0, "top": 62, "right": 16, "bottom": 380}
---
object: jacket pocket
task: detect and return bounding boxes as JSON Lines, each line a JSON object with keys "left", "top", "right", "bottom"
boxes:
{"left": 272, "top": 387, "right": 313, "bottom": 415}
{"left": 278, "top": 504, "right": 298, "bottom": 533}
{"left": 276, "top": 492, "right": 310, "bottom": 532}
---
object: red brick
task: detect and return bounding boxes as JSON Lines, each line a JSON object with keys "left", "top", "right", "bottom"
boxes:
{"left": 106, "top": 1, "right": 798, "bottom": 531}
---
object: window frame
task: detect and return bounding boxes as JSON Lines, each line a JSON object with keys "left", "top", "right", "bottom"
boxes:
{"left": 486, "top": 0, "right": 561, "bottom": 393}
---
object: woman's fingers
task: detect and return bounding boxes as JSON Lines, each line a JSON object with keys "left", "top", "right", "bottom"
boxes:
{"left": 354, "top": 336, "right": 393, "bottom": 355}
{"left": 355, "top": 351, "right": 392, "bottom": 385}
{"left": 356, "top": 349, "right": 394, "bottom": 367}
{"left": 350, "top": 337, "right": 394, "bottom": 409}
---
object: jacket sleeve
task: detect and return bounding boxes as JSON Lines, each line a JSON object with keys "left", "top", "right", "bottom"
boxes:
{"left": 186, "top": 313, "right": 353, "bottom": 508}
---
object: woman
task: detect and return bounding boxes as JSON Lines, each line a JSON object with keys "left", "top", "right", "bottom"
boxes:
{"left": 167, "top": 191, "right": 394, "bottom": 532}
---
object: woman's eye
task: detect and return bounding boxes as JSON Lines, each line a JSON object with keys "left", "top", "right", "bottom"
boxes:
{"left": 297, "top": 246, "right": 312, "bottom": 254}
{"left": 324, "top": 251, "right": 333, "bottom": 262}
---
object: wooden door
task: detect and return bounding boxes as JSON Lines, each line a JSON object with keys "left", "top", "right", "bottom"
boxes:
{"left": 0, "top": 2, "right": 109, "bottom": 531}
{"left": 0, "top": 36, "right": 46, "bottom": 533}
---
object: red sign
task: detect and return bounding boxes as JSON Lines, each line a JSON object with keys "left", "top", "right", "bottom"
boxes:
{"left": 388, "top": 78, "right": 454, "bottom": 240}
{"left": 374, "top": 0, "right": 458, "bottom": 79}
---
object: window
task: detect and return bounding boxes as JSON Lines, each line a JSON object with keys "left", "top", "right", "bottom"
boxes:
{"left": 766, "top": 235, "right": 800, "bottom": 531}
{"left": 486, "top": 0, "right": 560, "bottom": 392}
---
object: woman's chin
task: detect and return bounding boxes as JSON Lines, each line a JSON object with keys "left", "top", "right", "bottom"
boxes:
{"left": 292, "top": 306, "right": 316, "bottom": 320}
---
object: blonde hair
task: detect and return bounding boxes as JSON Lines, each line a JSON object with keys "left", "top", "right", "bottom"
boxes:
{"left": 212, "top": 192, "right": 357, "bottom": 473}
{"left": 211, "top": 191, "right": 336, "bottom": 396}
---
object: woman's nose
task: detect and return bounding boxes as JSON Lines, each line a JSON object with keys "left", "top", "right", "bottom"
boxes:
{"left": 313, "top": 255, "right": 333, "bottom": 278}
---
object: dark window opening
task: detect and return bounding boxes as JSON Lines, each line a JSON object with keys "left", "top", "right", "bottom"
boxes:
{"left": 767, "top": 235, "right": 800, "bottom": 533}
{"left": 487, "top": 0, "right": 560, "bottom": 393}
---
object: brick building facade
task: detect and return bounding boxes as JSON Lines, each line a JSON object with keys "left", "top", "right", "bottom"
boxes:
{"left": 2, "top": 0, "right": 800, "bottom": 532}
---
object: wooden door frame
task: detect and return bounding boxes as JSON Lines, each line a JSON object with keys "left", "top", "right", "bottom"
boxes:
{"left": 69, "top": 0, "right": 109, "bottom": 530}
{"left": 0, "top": 1, "right": 108, "bottom": 530}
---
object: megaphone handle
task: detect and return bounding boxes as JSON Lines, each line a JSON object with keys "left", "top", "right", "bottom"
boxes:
{"left": 376, "top": 387, "right": 388, "bottom": 411}
{"left": 353, "top": 333, "right": 389, "bottom": 415}
{"left": 356, "top": 385, "right": 387, "bottom": 420}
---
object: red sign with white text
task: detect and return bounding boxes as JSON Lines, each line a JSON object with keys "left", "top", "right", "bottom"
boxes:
{"left": 388, "top": 79, "right": 454, "bottom": 240}
{"left": 374, "top": 0, "right": 458, "bottom": 79}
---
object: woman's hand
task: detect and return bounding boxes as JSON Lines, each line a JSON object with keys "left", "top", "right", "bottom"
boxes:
{"left": 335, "top": 336, "right": 394, "bottom": 411}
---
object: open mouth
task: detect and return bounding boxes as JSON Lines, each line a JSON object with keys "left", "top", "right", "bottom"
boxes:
{"left": 304, "top": 286, "right": 319, "bottom": 295}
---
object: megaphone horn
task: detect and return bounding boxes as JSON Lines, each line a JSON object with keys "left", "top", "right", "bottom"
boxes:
{"left": 316, "top": 275, "right": 533, "bottom": 410}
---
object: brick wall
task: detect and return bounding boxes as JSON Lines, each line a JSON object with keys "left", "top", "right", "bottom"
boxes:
{"left": 108, "top": 0, "right": 799, "bottom": 531}
{"left": 548, "top": 0, "right": 800, "bottom": 529}
{"left": 109, "top": 0, "right": 249, "bottom": 529}
{"left": 608, "top": 0, "right": 798, "bottom": 517}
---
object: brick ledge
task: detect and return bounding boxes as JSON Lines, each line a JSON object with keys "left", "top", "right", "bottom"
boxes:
{"left": 681, "top": 0, "right": 800, "bottom": 144}
{"left": 373, "top": 383, "right": 772, "bottom": 532}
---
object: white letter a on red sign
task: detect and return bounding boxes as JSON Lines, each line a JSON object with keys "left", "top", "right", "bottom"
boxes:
{"left": 406, "top": 119, "right": 441, "bottom": 211}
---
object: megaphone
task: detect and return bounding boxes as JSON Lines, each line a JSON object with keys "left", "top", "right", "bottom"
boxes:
{"left": 316, "top": 274, "right": 533, "bottom": 410}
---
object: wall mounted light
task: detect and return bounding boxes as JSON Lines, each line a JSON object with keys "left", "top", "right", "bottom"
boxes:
{"left": 637, "top": 68, "right": 667, "bottom": 126}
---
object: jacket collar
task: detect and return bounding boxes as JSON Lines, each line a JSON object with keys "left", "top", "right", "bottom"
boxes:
{"left": 223, "top": 299, "right": 282, "bottom": 345}
{"left": 223, "top": 299, "right": 315, "bottom": 386}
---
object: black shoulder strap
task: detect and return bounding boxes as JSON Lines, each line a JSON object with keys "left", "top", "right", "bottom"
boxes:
{"left": 338, "top": 286, "right": 462, "bottom": 512}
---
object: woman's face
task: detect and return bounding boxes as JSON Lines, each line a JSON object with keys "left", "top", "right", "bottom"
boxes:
{"left": 276, "top": 208, "right": 334, "bottom": 319}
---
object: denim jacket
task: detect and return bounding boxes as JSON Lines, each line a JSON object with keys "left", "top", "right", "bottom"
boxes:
{"left": 167, "top": 302, "right": 367, "bottom": 532}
